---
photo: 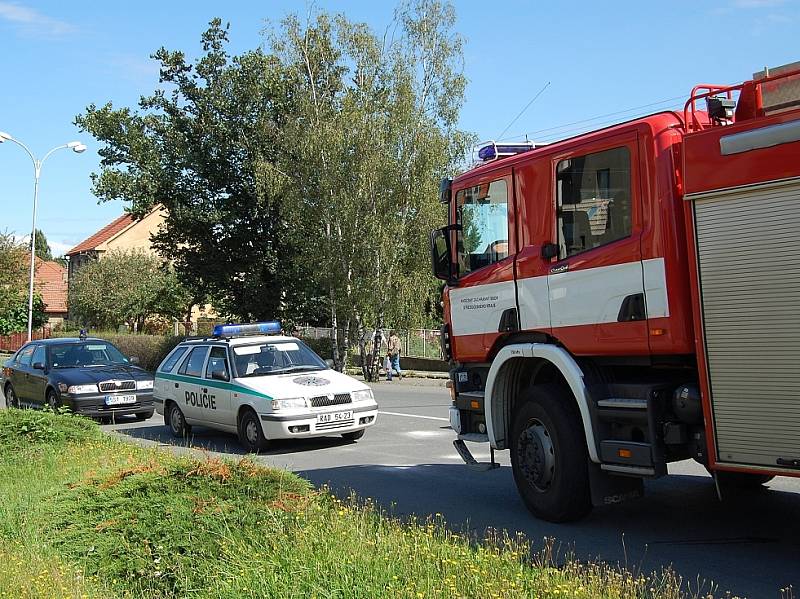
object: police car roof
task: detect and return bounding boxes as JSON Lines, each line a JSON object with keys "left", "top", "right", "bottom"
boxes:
{"left": 182, "top": 334, "right": 298, "bottom": 346}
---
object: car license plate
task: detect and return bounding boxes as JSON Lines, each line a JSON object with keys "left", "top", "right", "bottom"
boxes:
{"left": 317, "top": 410, "right": 353, "bottom": 423}
{"left": 104, "top": 394, "right": 136, "bottom": 406}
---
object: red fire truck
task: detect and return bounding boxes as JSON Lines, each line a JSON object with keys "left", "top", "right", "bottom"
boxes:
{"left": 430, "top": 62, "right": 800, "bottom": 522}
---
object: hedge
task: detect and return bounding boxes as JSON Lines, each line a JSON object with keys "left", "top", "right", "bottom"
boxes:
{"left": 53, "top": 332, "right": 183, "bottom": 372}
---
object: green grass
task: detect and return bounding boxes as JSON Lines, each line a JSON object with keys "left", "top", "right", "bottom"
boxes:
{"left": 0, "top": 409, "right": 724, "bottom": 599}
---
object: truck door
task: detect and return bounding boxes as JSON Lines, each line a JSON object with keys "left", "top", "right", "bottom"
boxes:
{"left": 448, "top": 170, "right": 518, "bottom": 361}
{"left": 545, "top": 137, "right": 649, "bottom": 355}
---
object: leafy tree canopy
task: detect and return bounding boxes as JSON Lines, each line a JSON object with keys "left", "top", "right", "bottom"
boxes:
{"left": 68, "top": 250, "right": 192, "bottom": 331}
{"left": 0, "top": 233, "right": 46, "bottom": 335}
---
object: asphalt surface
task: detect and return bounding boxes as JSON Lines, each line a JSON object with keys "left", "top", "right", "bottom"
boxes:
{"left": 4, "top": 380, "right": 799, "bottom": 597}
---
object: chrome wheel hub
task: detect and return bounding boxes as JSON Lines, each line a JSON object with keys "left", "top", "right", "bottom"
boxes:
{"left": 517, "top": 418, "right": 555, "bottom": 492}
{"left": 245, "top": 420, "right": 259, "bottom": 445}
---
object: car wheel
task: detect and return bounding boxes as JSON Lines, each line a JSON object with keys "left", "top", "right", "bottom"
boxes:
{"left": 46, "top": 389, "right": 61, "bottom": 412}
{"left": 342, "top": 429, "right": 365, "bottom": 441}
{"left": 4, "top": 384, "right": 19, "bottom": 409}
{"left": 509, "top": 383, "right": 592, "bottom": 523}
{"left": 238, "top": 409, "right": 268, "bottom": 453}
{"left": 168, "top": 403, "right": 191, "bottom": 438}
{"left": 135, "top": 411, "right": 154, "bottom": 421}
{"left": 715, "top": 470, "right": 774, "bottom": 490}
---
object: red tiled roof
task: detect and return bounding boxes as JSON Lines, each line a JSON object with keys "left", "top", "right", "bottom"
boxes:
{"left": 23, "top": 256, "right": 68, "bottom": 314}
{"left": 65, "top": 213, "right": 135, "bottom": 255}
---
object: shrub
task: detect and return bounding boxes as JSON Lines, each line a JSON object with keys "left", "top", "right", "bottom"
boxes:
{"left": 52, "top": 331, "right": 184, "bottom": 372}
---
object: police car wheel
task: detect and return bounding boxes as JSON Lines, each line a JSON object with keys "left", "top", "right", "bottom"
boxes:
{"left": 342, "top": 429, "right": 365, "bottom": 441}
{"left": 168, "top": 403, "right": 191, "bottom": 438}
{"left": 238, "top": 409, "right": 269, "bottom": 453}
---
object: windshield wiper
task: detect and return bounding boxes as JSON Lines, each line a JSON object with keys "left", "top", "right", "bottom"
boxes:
{"left": 268, "top": 365, "right": 323, "bottom": 375}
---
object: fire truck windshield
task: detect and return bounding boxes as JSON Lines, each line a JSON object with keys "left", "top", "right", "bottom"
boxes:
{"left": 456, "top": 178, "right": 509, "bottom": 276}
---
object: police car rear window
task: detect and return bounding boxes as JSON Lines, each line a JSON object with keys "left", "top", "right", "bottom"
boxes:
{"left": 159, "top": 346, "right": 189, "bottom": 373}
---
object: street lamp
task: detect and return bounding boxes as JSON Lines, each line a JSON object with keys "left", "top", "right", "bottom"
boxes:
{"left": 0, "top": 131, "right": 86, "bottom": 341}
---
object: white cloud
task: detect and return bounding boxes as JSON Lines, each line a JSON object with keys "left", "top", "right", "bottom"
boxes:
{"left": 0, "top": 1, "right": 75, "bottom": 38}
{"left": 734, "top": 0, "right": 786, "bottom": 7}
{"left": 49, "top": 240, "right": 73, "bottom": 258}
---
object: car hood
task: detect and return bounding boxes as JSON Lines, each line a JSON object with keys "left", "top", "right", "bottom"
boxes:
{"left": 236, "top": 368, "right": 369, "bottom": 400}
{"left": 51, "top": 365, "right": 153, "bottom": 386}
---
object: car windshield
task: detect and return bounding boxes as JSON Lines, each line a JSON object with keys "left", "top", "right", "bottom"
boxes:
{"left": 232, "top": 340, "right": 326, "bottom": 377}
{"left": 50, "top": 342, "right": 130, "bottom": 368}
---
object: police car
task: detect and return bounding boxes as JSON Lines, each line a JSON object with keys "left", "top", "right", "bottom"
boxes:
{"left": 153, "top": 322, "right": 378, "bottom": 452}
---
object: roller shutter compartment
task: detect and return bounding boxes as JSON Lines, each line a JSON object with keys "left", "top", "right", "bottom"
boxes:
{"left": 692, "top": 177, "right": 800, "bottom": 469}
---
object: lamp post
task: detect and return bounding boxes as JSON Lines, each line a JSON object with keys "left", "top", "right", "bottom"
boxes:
{"left": 0, "top": 131, "right": 86, "bottom": 341}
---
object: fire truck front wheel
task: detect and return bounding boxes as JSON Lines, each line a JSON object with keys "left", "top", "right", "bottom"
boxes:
{"left": 510, "top": 384, "right": 592, "bottom": 523}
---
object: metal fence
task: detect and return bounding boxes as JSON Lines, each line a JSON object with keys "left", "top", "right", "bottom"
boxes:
{"left": 295, "top": 326, "right": 442, "bottom": 359}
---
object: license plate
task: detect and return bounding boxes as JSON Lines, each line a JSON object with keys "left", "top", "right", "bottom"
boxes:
{"left": 104, "top": 394, "right": 136, "bottom": 406}
{"left": 317, "top": 410, "right": 353, "bottom": 423}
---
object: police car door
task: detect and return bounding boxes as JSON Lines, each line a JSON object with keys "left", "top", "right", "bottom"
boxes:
{"left": 176, "top": 345, "right": 210, "bottom": 423}
{"left": 203, "top": 346, "right": 232, "bottom": 426}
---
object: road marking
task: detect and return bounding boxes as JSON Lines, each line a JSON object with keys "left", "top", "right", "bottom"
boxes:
{"left": 379, "top": 410, "right": 449, "bottom": 422}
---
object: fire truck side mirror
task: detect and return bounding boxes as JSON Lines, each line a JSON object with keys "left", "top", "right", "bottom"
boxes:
{"left": 430, "top": 226, "right": 456, "bottom": 282}
{"left": 541, "top": 243, "right": 560, "bottom": 259}
{"left": 439, "top": 177, "right": 452, "bottom": 204}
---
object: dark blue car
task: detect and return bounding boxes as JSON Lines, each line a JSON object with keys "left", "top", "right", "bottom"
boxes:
{"left": 1, "top": 338, "right": 154, "bottom": 420}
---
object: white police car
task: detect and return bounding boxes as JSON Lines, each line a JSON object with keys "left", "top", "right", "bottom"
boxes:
{"left": 153, "top": 322, "right": 378, "bottom": 452}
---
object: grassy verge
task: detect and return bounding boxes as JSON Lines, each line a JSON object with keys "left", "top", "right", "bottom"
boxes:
{"left": 0, "top": 410, "right": 707, "bottom": 599}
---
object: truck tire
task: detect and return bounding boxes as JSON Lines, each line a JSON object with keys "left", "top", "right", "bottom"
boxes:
{"left": 510, "top": 383, "right": 592, "bottom": 522}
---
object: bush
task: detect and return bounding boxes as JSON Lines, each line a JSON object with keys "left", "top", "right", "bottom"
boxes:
{"left": 52, "top": 331, "right": 184, "bottom": 372}
{"left": 0, "top": 409, "right": 99, "bottom": 450}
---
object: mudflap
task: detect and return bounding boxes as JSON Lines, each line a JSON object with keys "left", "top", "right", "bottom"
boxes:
{"left": 588, "top": 462, "right": 644, "bottom": 507}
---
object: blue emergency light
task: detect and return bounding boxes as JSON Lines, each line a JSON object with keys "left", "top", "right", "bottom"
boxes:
{"left": 212, "top": 321, "right": 282, "bottom": 338}
{"left": 477, "top": 142, "right": 536, "bottom": 161}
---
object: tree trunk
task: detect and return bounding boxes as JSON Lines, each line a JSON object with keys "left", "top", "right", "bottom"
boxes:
{"left": 329, "top": 284, "right": 341, "bottom": 368}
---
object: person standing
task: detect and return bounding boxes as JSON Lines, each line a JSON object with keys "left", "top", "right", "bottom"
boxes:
{"left": 387, "top": 331, "right": 402, "bottom": 381}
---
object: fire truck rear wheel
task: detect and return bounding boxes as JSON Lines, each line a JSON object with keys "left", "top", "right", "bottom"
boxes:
{"left": 510, "top": 383, "right": 591, "bottom": 523}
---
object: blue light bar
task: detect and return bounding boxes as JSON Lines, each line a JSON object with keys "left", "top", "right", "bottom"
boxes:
{"left": 477, "top": 142, "right": 536, "bottom": 162}
{"left": 212, "top": 321, "right": 282, "bottom": 338}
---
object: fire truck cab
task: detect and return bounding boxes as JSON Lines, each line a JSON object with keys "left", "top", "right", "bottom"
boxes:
{"left": 431, "top": 62, "right": 800, "bottom": 522}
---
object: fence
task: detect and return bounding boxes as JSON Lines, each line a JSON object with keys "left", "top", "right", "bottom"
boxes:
{"left": 0, "top": 326, "right": 52, "bottom": 353}
{"left": 295, "top": 326, "right": 442, "bottom": 359}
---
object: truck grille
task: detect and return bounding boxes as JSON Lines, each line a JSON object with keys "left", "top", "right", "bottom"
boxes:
{"left": 99, "top": 380, "right": 136, "bottom": 392}
{"left": 310, "top": 393, "right": 351, "bottom": 408}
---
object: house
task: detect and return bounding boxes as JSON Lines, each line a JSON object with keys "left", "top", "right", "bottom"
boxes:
{"left": 65, "top": 208, "right": 216, "bottom": 329}
{"left": 34, "top": 257, "right": 68, "bottom": 326}
{"left": 65, "top": 208, "right": 167, "bottom": 282}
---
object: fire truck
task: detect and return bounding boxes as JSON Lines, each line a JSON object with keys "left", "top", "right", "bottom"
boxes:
{"left": 430, "top": 62, "right": 800, "bottom": 522}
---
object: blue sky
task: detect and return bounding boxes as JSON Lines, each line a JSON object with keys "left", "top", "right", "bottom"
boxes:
{"left": 1, "top": 0, "right": 798, "bottom": 257}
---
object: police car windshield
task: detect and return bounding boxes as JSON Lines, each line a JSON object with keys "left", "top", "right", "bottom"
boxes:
{"left": 50, "top": 342, "right": 129, "bottom": 368}
{"left": 233, "top": 340, "right": 326, "bottom": 377}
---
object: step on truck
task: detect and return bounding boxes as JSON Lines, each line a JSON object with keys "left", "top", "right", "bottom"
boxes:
{"left": 430, "top": 62, "right": 800, "bottom": 522}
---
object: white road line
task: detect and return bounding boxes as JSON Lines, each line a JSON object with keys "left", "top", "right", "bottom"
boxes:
{"left": 379, "top": 410, "right": 449, "bottom": 422}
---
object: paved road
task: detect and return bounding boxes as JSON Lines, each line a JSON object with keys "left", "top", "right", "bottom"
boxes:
{"left": 5, "top": 381, "right": 799, "bottom": 597}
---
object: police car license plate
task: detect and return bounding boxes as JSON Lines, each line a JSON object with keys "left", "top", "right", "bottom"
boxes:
{"left": 104, "top": 394, "right": 136, "bottom": 406}
{"left": 317, "top": 410, "right": 353, "bottom": 423}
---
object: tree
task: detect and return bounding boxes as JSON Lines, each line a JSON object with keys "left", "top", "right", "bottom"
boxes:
{"left": 75, "top": 20, "right": 324, "bottom": 325}
{"left": 34, "top": 229, "right": 52, "bottom": 262}
{"left": 68, "top": 250, "right": 192, "bottom": 331}
{"left": 0, "top": 232, "right": 46, "bottom": 335}
{"left": 270, "top": 1, "right": 472, "bottom": 375}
